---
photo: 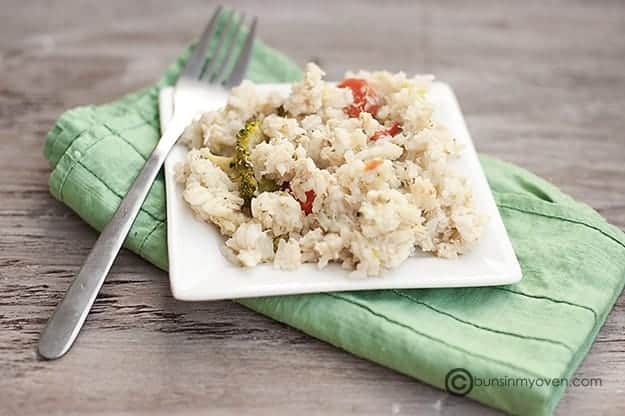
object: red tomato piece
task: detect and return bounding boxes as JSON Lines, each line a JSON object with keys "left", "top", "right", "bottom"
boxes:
{"left": 298, "top": 190, "right": 316, "bottom": 215}
{"left": 370, "top": 121, "right": 402, "bottom": 141}
{"left": 337, "top": 78, "right": 380, "bottom": 117}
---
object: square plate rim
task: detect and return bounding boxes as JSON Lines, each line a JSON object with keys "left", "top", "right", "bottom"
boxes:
{"left": 163, "top": 82, "right": 522, "bottom": 301}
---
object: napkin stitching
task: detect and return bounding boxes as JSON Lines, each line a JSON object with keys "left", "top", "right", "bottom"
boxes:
{"left": 68, "top": 159, "right": 166, "bottom": 223}
{"left": 133, "top": 103, "right": 160, "bottom": 128}
{"left": 102, "top": 124, "right": 150, "bottom": 162}
{"left": 47, "top": 117, "right": 87, "bottom": 168}
{"left": 497, "top": 203, "right": 625, "bottom": 250}
{"left": 391, "top": 290, "right": 576, "bottom": 353}
{"left": 493, "top": 287, "right": 598, "bottom": 324}
{"left": 325, "top": 293, "right": 549, "bottom": 380}
{"left": 137, "top": 112, "right": 159, "bottom": 129}
{"left": 54, "top": 130, "right": 90, "bottom": 199}
{"left": 58, "top": 133, "right": 117, "bottom": 200}
{"left": 138, "top": 220, "right": 164, "bottom": 255}
{"left": 56, "top": 122, "right": 152, "bottom": 200}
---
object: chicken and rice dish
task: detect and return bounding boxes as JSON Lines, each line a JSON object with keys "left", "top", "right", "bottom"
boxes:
{"left": 175, "top": 63, "right": 485, "bottom": 276}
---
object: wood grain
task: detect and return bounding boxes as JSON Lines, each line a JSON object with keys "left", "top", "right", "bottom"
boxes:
{"left": 1, "top": 0, "right": 624, "bottom": 415}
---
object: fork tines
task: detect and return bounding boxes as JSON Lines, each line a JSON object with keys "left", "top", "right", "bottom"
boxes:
{"left": 181, "top": 6, "right": 257, "bottom": 87}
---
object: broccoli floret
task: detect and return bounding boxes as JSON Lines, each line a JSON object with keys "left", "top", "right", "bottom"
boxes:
{"left": 232, "top": 120, "right": 264, "bottom": 205}
{"left": 203, "top": 120, "right": 275, "bottom": 206}
{"left": 235, "top": 120, "right": 265, "bottom": 152}
{"left": 203, "top": 153, "right": 235, "bottom": 174}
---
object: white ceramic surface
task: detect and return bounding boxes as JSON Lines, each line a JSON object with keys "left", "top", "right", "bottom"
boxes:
{"left": 162, "top": 83, "right": 522, "bottom": 301}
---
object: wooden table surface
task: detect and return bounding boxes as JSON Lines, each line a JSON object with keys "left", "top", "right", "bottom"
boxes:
{"left": 1, "top": 0, "right": 624, "bottom": 414}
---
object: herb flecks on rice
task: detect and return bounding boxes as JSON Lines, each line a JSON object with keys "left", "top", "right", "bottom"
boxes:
{"left": 176, "top": 63, "right": 485, "bottom": 276}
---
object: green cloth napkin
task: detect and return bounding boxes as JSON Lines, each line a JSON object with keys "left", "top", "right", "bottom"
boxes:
{"left": 43, "top": 20, "right": 625, "bottom": 416}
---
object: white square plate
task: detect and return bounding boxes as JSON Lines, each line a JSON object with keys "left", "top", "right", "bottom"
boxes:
{"left": 162, "top": 82, "right": 522, "bottom": 301}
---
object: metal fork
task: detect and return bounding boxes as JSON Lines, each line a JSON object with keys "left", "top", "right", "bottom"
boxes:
{"left": 38, "top": 6, "right": 257, "bottom": 360}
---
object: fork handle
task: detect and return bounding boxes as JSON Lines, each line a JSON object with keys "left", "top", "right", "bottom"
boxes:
{"left": 38, "top": 115, "right": 187, "bottom": 360}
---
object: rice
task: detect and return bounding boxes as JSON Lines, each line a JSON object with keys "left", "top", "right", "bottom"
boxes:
{"left": 176, "top": 63, "right": 485, "bottom": 276}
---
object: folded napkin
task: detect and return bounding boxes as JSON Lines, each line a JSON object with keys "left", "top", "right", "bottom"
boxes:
{"left": 43, "top": 19, "right": 625, "bottom": 416}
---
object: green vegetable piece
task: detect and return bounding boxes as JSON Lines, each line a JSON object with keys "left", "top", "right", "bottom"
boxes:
{"left": 203, "top": 153, "right": 234, "bottom": 174}
{"left": 233, "top": 120, "right": 264, "bottom": 205}
{"left": 201, "top": 120, "right": 268, "bottom": 206}
{"left": 258, "top": 177, "right": 279, "bottom": 193}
